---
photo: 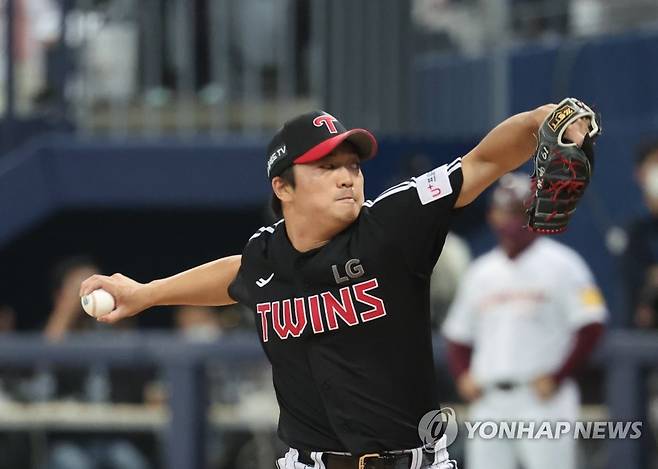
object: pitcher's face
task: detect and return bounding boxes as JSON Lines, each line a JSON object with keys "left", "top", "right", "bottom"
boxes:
{"left": 291, "top": 144, "right": 365, "bottom": 226}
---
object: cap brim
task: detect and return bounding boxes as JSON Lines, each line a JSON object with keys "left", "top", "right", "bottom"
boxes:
{"left": 293, "top": 129, "right": 378, "bottom": 165}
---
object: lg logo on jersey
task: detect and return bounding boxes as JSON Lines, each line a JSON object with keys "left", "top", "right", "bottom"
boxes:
{"left": 256, "top": 278, "right": 387, "bottom": 342}
{"left": 332, "top": 258, "right": 364, "bottom": 284}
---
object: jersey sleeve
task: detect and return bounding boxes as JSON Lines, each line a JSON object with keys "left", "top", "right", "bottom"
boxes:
{"left": 227, "top": 233, "right": 260, "bottom": 305}
{"left": 441, "top": 266, "right": 477, "bottom": 345}
{"left": 364, "top": 158, "right": 464, "bottom": 275}
{"left": 227, "top": 265, "right": 249, "bottom": 305}
{"left": 558, "top": 252, "right": 608, "bottom": 330}
{"left": 227, "top": 219, "right": 283, "bottom": 305}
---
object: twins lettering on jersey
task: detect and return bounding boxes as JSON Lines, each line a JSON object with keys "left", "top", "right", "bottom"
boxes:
{"left": 256, "top": 278, "right": 387, "bottom": 342}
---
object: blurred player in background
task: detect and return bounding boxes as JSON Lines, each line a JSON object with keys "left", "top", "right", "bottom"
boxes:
{"left": 621, "top": 139, "right": 658, "bottom": 329}
{"left": 442, "top": 173, "right": 606, "bottom": 469}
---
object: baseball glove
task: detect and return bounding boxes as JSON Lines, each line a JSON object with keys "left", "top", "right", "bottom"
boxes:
{"left": 527, "top": 98, "right": 601, "bottom": 234}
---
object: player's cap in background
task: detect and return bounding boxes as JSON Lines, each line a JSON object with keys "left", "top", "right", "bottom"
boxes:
{"left": 266, "top": 110, "right": 378, "bottom": 179}
{"left": 492, "top": 172, "right": 532, "bottom": 209}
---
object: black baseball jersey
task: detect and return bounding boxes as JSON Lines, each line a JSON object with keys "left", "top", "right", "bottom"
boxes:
{"left": 229, "top": 158, "right": 463, "bottom": 454}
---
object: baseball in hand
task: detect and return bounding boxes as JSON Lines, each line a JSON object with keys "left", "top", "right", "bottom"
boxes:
{"left": 81, "top": 289, "right": 116, "bottom": 317}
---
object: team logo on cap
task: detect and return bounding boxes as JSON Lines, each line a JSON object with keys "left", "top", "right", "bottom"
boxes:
{"left": 313, "top": 114, "right": 339, "bottom": 134}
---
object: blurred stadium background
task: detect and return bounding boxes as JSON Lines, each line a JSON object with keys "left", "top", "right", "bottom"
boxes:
{"left": 0, "top": 0, "right": 657, "bottom": 468}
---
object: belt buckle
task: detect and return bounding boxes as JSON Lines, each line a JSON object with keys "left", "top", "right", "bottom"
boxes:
{"left": 358, "top": 453, "right": 380, "bottom": 469}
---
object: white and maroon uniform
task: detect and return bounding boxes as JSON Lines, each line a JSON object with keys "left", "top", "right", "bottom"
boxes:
{"left": 443, "top": 237, "right": 607, "bottom": 469}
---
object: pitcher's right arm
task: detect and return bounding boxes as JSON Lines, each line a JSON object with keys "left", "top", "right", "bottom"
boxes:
{"left": 79, "top": 255, "right": 241, "bottom": 324}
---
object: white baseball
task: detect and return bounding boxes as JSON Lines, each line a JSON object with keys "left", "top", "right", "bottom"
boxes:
{"left": 81, "top": 289, "right": 116, "bottom": 318}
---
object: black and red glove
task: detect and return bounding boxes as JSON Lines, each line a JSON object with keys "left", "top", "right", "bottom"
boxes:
{"left": 527, "top": 98, "right": 601, "bottom": 234}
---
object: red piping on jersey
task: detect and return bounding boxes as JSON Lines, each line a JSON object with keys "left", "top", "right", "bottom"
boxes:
{"left": 294, "top": 129, "right": 378, "bottom": 164}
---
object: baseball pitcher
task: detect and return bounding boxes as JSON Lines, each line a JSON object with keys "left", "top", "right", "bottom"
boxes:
{"left": 80, "top": 99, "right": 599, "bottom": 469}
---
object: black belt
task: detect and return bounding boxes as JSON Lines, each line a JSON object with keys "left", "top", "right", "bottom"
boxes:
{"left": 493, "top": 381, "right": 520, "bottom": 391}
{"left": 298, "top": 450, "right": 432, "bottom": 469}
